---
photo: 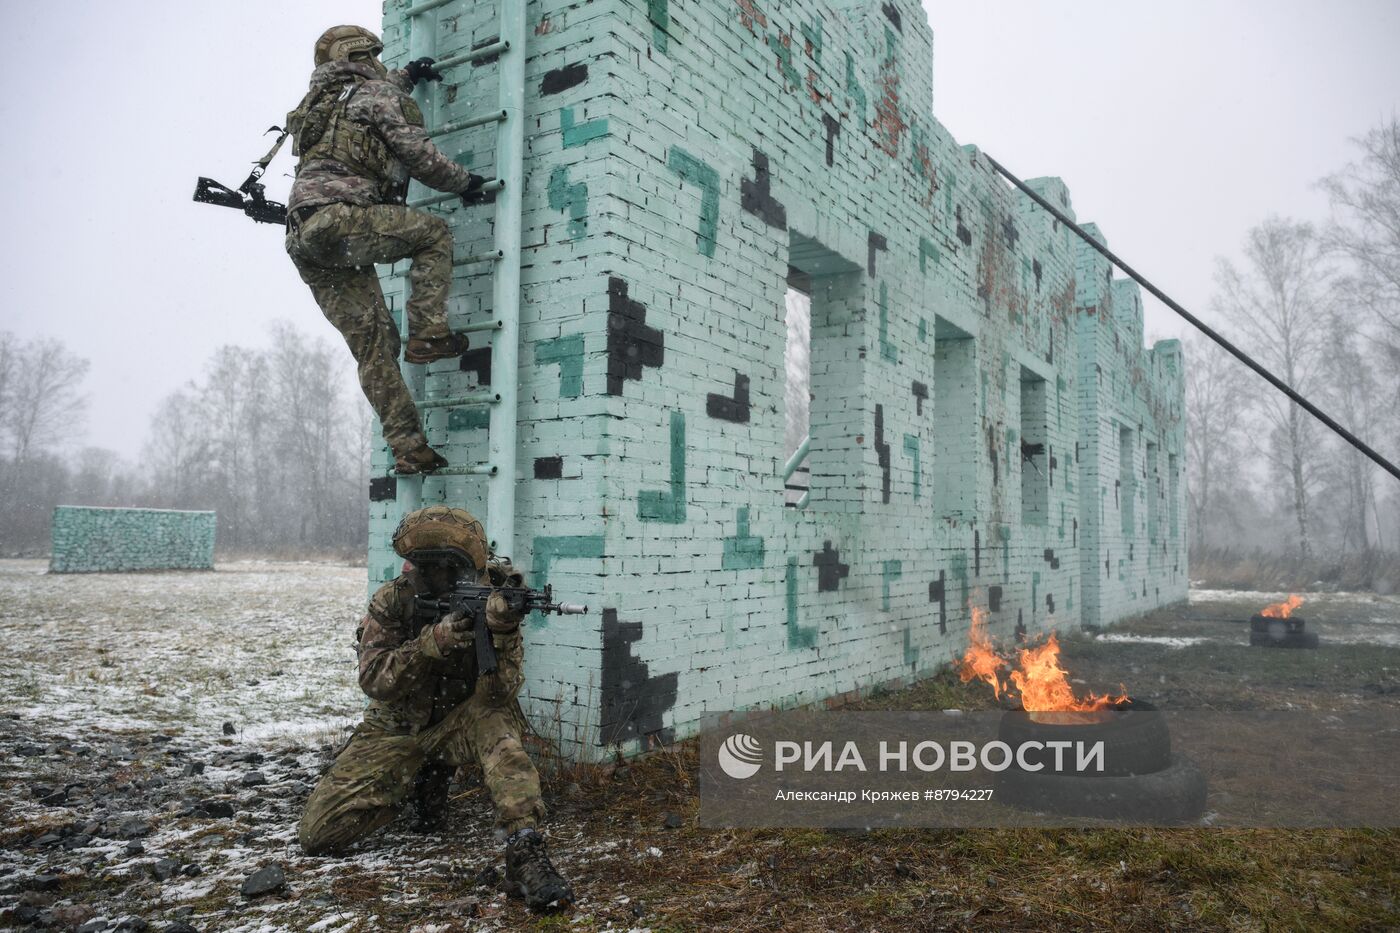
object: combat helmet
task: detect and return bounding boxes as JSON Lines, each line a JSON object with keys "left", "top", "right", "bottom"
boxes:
{"left": 392, "top": 506, "right": 488, "bottom": 572}
{"left": 314, "top": 25, "right": 384, "bottom": 66}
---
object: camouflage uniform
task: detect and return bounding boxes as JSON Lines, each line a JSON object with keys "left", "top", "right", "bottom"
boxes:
{"left": 284, "top": 59, "right": 476, "bottom": 457}
{"left": 299, "top": 568, "right": 544, "bottom": 854}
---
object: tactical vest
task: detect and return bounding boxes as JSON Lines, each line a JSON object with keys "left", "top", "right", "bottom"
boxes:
{"left": 287, "top": 78, "right": 403, "bottom": 201}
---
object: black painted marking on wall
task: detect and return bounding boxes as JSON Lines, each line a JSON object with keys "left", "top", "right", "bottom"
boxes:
{"left": 821, "top": 113, "right": 840, "bottom": 167}
{"left": 533, "top": 456, "right": 563, "bottom": 479}
{"left": 912, "top": 380, "right": 928, "bottom": 415}
{"left": 460, "top": 347, "right": 492, "bottom": 385}
{"left": 469, "top": 36, "right": 503, "bottom": 67}
{"left": 988, "top": 585, "right": 1002, "bottom": 612}
{"left": 600, "top": 610, "right": 679, "bottom": 746}
{"left": 1001, "top": 216, "right": 1019, "bottom": 250}
{"left": 1015, "top": 617, "right": 1028, "bottom": 643}
{"left": 1114, "top": 479, "right": 1120, "bottom": 506}
{"left": 1105, "top": 552, "right": 1111, "bottom": 577}
{"left": 875, "top": 404, "right": 892, "bottom": 503}
{"left": 1073, "top": 518, "right": 1079, "bottom": 548}
{"left": 1129, "top": 543, "right": 1134, "bottom": 562}
{"left": 1048, "top": 449, "right": 1057, "bottom": 487}
{"left": 1046, "top": 594, "right": 1056, "bottom": 614}
{"left": 369, "top": 476, "right": 397, "bottom": 502}
{"left": 1043, "top": 548, "right": 1059, "bottom": 570}
{"left": 606, "top": 277, "right": 665, "bottom": 395}
{"left": 974, "top": 530, "right": 981, "bottom": 576}
{"left": 987, "top": 425, "right": 999, "bottom": 486}
{"left": 740, "top": 149, "right": 787, "bottom": 229}
{"left": 881, "top": 2, "right": 903, "bottom": 32}
{"left": 541, "top": 62, "right": 588, "bottom": 95}
{"left": 868, "top": 231, "right": 888, "bottom": 277}
{"left": 1032, "top": 258, "right": 1043, "bottom": 291}
{"left": 955, "top": 206, "right": 972, "bottom": 246}
{"left": 814, "top": 541, "right": 850, "bottom": 592}
{"left": 929, "top": 570, "right": 946, "bottom": 635}
{"left": 706, "top": 372, "right": 752, "bottom": 422}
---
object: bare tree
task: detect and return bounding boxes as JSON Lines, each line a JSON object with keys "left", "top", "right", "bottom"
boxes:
{"left": 1184, "top": 336, "right": 1249, "bottom": 551}
{"left": 1, "top": 336, "right": 90, "bottom": 464}
{"left": 1214, "top": 218, "right": 1332, "bottom": 559}
{"left": 1320, "top": 118, "right": 1400, "bottom": 344}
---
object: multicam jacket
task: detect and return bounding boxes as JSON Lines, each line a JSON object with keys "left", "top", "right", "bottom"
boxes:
{"left": 356, "top": 569, "right": 524, "bottom": 735}
{"left": 287, "top": 60, "right": 475, "bottom": 212}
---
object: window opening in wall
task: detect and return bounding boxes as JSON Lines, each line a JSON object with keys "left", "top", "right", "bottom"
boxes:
{"left": 783, "top": 279, "right": 812, "bottom": 507}
{"left": 1146, "top": 442, "right": 1160, "bottom": 542}
{"left": 1020, "top": 366, "right": 1049, "bottom": 526}
{"left": 931, "top": 318, "right": 977, "bottom": 519}
{"left": 1168, "top": 453, "right": 1180, "bottom": 539}
{"left": 784, "top": 231, "right": 865, "bottom": 511}
{"left": 1119, "top": 425, "right": 1135, "bottom": 535}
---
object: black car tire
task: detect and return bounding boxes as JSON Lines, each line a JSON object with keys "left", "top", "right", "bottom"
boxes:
{"left": 994, "top": 753, "right": 1207, "bottom": 823}
{"left": 996, "top": 698, "right": 1171, "bottom": 777}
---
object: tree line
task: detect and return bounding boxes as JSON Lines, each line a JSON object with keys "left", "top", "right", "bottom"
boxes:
{"left": 1188, "top": 117, "right": 1400, "bottom": 563}
{"left": 0, "top": 322, "right": 371, "bottom": 557}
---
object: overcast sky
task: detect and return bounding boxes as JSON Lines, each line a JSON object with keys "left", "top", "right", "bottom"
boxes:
{"left": 2, "top": 1, "right": 1397, "bottom": 459}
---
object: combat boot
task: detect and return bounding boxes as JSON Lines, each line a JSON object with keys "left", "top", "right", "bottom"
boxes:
{"left": 410, "top": 760, "right": 454, "bottom": 834}
{"left": 504, "top": 828, "right": 574, "bottom": 909}
{"left": 395, "top": 444, "right": 449, "bottom": 475}
{"left": 405, "top": 334, "right": 471, "bottom": 364}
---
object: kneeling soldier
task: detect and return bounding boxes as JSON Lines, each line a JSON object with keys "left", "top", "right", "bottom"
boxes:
{"left": 299, "top": 506, "right": 573, "bottom": 909}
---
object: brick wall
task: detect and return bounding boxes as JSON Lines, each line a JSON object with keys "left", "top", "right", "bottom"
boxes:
{"left": 368, "top": 0, "right": 1187, "bottom": 755}
{"left": 49, "top": 507, "right": 216, "bottom": 574}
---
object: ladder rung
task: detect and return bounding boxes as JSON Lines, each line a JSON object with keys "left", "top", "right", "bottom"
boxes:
{"left": 404, "top": 0, "right": 453, "bottom": 15}
{"left": 408, "top": 179, "right": 505, "bottom": 209}
{"left": 435, "top": 41, "right": 509, "bottom": 70}
{"left": 455, "top": 249, "right": 504, "bottom": 266}
{"left": 419, "top": 392, "right": 500, "bottom": 410}
{"left": 456, "top": 319, "right": 504, "bottom": 334}
{"left": 430, "top": 110, "right": 508, "bottom": 138}
{"left": 433, "top": 463, "right": 499, "bottom": 477}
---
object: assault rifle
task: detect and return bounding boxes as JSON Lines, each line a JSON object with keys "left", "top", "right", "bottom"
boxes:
{"left": 193, "top": 175, "right": 288, "bottom": 226}
{"left": 415, "top": 584, "right": 588, "bottom": 676}
{"left": 192, "top": 125, "right": 290, "bottom": 226}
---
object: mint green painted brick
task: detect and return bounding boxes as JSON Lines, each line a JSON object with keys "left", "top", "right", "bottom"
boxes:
{"left": 902, "top": 434, "right": 921, "bottom": 500}
{"left": 530, "top": 535, "right": 606, "bottom": 591}
{"left": 448, "top": 407, "right": 490, "bottom": 431}
{"left": 881, "top": 559, "right": 902, "bottom": 612}
{"left": 534, "top": 335, "right": 585, "bottom": 398}
{"left": 666, "top": 147, "right": 719, "bottom": 258}
{"left": 547, "top": 166, "right": 588, "bottom": 240}
{"left": 785, "top": 557, "right": 818, "bottom": 650}
{"left": 800, "top": 19, "right": 822, "bottom": 63}
{"left": 50, "top": 506, "right": 215, "bottom": 573}
{"left": 902, "top": 626, "right": 919, "bottom": 668}
{"left": 721, "top": 507, "right": 765, "bottom": 570}
{"left": 560, "top": 107, "right": 608, "bottom": 148}
{"left": 878, "top": 282, "right": 897, "bottom": 363}
{"left": 844, "top": 51, "right": 866, "bottom": 120}
{"left": 638, "top": 411, "right": 686, "bottom": 523}
{"left": 918, "top": 237, "right": 940, "bottom": 272}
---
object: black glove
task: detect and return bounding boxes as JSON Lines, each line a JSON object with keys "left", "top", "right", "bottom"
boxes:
{"left": 459, "top": 174, "right": 490, "bottom": 207}
{"left": 405, "top": 57, "right": 444, "bottom": 84}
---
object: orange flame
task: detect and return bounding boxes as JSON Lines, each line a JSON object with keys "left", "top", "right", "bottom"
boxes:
{"left": 959, "top": 605, "right": 1128, "bottom": 713}
{"left": 1260, "top": 594, "right": 1303, "bottom": 619}
{"left": 957, "top": 606, "right": 1009, "bottom": 699}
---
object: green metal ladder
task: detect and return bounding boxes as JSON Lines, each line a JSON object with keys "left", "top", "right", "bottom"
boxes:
{"left": 388, "top": 0, "right": 526, "bottom": 556}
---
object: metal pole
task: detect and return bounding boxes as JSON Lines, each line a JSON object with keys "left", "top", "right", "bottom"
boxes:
{"left": 487, "top": 1, "right": 526, "bottom": 555}
{"left": 394, "top": 7, "right": 440, "bottom": 519}
{"left": 985, "top": 154, "right": 1400, "bottom": 485}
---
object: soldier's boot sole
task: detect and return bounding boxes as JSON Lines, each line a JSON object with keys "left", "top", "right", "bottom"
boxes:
{"left": 405, "top": 334, "right": 471, "bottom": 364}
{"left": 394, "top": 445, "right": 450, "bottom": 475}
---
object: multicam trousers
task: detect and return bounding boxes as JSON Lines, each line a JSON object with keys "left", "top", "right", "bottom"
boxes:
{"left": 286, "top": 202, "right": 455, "bottom": 456}
{"left": 298, "top": 682, "right": 545, "bottom": 855}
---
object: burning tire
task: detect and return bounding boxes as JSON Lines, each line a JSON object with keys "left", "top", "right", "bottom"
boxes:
{"left": 1248, "top": 629, "right": 1319, "bottom": 649}
{"left": 995, "top": 752, "right": 1207, "bottom": 824}
{"left": 995, "top": 698, "right": 1171, "bottom": 777}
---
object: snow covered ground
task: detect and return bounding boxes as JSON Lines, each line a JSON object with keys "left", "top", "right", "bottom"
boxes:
{"left": 0, "top": 560, "right": 614, "bottom": 932}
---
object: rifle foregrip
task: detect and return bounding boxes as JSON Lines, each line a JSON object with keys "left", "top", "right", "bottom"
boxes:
{"left": 474, "top": 616, "right": 498, "bottom": 676}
